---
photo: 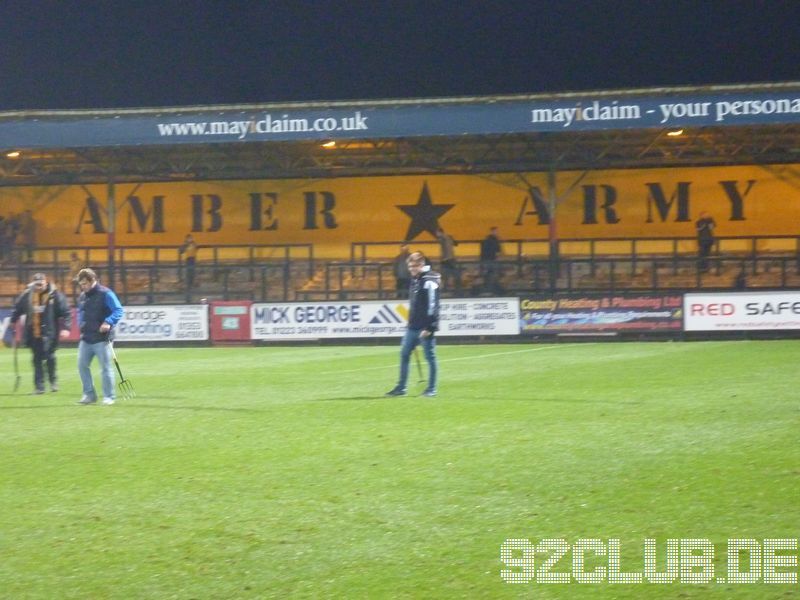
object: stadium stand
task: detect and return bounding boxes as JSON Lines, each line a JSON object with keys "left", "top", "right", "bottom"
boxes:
{"left": 2, "top": 232, "right": 799, "bottom": 306}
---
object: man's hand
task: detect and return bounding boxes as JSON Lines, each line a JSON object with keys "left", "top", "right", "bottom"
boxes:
{"left": 99, "top": 322, "right": 111, "bottom": 333}
{"left": 59, "top": 329, "right": 70, "bottom": 340}
{"left": 420, "top": 330, "right": 431, "bottom": 338}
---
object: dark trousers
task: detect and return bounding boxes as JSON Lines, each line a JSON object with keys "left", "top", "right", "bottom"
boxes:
{"left": 30, "top": 337, "right": 57, "bottom": 391}
{"left": 698, "top": 242, "right": 713, "bottom": 272}
{"left": 185, "top": 257, "right": 196, "bottom": 287}
{"left": 395, "top": 278, "right": 409, "bottom": 299}
{"left": 481, "top": 260, "right": 502, "bottom": 294}
{"left": 441, "top": 259, "right": 461, "bottom": 291}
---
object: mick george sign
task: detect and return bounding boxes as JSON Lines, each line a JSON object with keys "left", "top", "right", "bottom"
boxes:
{"left": 250, "top": 299, "right": 520, "bottom": 340}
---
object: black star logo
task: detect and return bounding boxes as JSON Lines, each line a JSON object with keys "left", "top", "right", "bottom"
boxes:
{"left": 396, "top": 182, "right": 455, "bottom": 241}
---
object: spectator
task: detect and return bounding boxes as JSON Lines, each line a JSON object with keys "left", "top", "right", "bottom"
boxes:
{"left": 480, "top": 226, "right": 503, "bottom": 294}
{"left": 69, "top": 252, "right": 81, "bottom": 303}
{"left": 734, "top": 264, "right": 747, "bottom": 290}
{"left": 435, "top": 227, "right": 460, "bottom": 292}
{"left": 392, "top": 243, "right": 411, "bottom": 298}
{"left": 21, "top": 210, "right": 36, "bottom": 263}
{"left": 695, "top": 212, "right": 716, "bottom": 273}
{"left": 2, "top": 213, "right": 21, "bottom": 266}
{"left": 179, "top": 234, "right": 198, "bottom": 287}
{"left": 0, "top": 215, "right": 7, "bottom": 263}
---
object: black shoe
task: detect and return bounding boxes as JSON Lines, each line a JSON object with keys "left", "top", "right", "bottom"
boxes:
{"left": 385, "top": 387, "right": 407, "bottom": 397}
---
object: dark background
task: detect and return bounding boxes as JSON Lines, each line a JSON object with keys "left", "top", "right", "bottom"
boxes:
{"left": 1, "top": 0, "right": 799, "bottom": 110}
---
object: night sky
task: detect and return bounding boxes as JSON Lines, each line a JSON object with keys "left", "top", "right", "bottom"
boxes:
{"left": 1, "top": 0, "right": 799, "bottom": 111}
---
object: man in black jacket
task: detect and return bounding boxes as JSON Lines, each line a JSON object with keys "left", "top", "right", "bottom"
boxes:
{"left": 695, "top": 212, "right": 716, "bottom": 273}
{"left": 10, "top": 272, "right": 72, "bottom": 394}
{"left": 479, "top": 226, "right": 503, "bottom": 294}
{"left": 386, "top": 252, "right": 441, "bottom": 397}
{"left": 392, "top": 243, "right": 411, "bottom": 299}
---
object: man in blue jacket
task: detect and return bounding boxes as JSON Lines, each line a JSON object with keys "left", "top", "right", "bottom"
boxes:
{"left": 76, "top": 268, "right": 124, "bottom": 405}
{"left": 386, "top": 252, "right": 441, "bottom": 397}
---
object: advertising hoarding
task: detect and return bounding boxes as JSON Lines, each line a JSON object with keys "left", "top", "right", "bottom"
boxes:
{"left": 115, "top": 305, "right": 209, "bottom": 342}
{"left": 250, "top": 298, "right": 520, "bottom": 340}
{"left": 520, "top": 295, "right": 683, "bottom": 334}
{"left": 684, "top": 291, "right": 800, "bottom": 331}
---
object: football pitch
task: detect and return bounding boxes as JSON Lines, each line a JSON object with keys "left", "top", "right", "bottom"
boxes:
{"left": 1, "top": 340, "right": 798, "bottom": 598}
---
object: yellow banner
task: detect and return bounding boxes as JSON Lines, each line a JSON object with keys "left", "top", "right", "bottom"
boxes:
{"left": 1, "top": 164, "right": 798, "bottom": 258}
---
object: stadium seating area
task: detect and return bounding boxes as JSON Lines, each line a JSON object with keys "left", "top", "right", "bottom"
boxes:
{"left": 2, "top": 237, "right": 799, "bottom": 307}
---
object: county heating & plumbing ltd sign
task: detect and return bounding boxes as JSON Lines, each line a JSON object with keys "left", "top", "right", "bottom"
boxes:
{"left": 250, "top": 299, "right": 520, "bottom": 340}
{"left": 520, "top": 294, "right": 682, "bottom": 334}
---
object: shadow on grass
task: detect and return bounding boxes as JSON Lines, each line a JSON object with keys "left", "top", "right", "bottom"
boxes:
{"left": 456, "top": 395, "right": 644, "bottom": 406}
{"left": 0, "top": 403, "right": 70, "bottom": 409}
{"left": 314, "top": 395, "right": 388, "bottom": 402}
{"left": 315, "top": 390, "right": 440, "bottom": 401}
{"left": 121, "top": 401, "right": 266, "bottom": 414}
{"left": 0, "top": 395, "right": 266, "bottom": 413}
{"left": 0, "top": 391, "right": 74, "bottom": 408}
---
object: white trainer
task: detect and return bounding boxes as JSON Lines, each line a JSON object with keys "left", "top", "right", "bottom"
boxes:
{"left": 78, "top": 395, "right": 97, "bottom": 405}
{"left": 102, "top": 397, "right": 115, "bottom": 405}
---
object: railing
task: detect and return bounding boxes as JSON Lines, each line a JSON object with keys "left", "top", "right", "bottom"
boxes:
{"left": 3, "top": 254, "right": 799, "bottom": 308}
{"left": 0, "top": 243, "right": 315, "bottom": 297}
{"left": 3, "top": 237, "right": 800, "bottom": 307}
{"left": 5, "top": 243, "right": 315, "bottom": 281}
{"left": 542, "top": 255, "right": 800, "bottom": 293}
{"left": 0, "top": 262, "right": 302, "bottom": 307}
{"left": 351, "top": 239, "right": 551, "bottom": 262}
{"left": 296, "top": 254, "right": 800, "bottom": 301}
{"left": 352, "top": 235, "right": 800, "bottom": 263}
{"left": 115, "top": 263, "right": 297, "bottom": 304}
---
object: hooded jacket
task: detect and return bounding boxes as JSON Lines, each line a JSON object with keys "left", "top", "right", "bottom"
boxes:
{"left": 408, "top": 266, "right": 441, "bottom": 332}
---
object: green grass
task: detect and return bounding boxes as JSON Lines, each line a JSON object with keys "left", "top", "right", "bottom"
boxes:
{"left": 0, "top": 341, "right": 798, "bottom": 599}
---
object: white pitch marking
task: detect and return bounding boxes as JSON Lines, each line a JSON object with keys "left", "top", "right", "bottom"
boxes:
{"left": 317, "top": 344, "right": 591, "bottom": 375}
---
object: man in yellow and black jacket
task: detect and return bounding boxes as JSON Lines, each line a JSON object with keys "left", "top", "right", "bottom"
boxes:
{"left": 179, "top": 234, "right": 198, "bottom": 287}
{"left": 10, "top": 272, "right": 72, "bottom": 394}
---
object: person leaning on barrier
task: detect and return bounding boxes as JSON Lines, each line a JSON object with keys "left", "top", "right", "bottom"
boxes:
{"left": 10, "top": 272, "right": 72, "bottom": 394}
{"left": 179, "top": 234, "right": 198, "bottom": 287}
{"left": 734, "top": 264, "right": 747, "bottom": 290}
{"left": 76, "top": 268, "right": 124, "bottom": 406}
{"left": 393, "top": 243, "right": 411, "bottom": 298}
{"left": 69, "top": 251, "right": 81, "bottom": 302}
{"left": 480, "top": 226, "right": 503, "bottom": 294}
{"left": 435, "top": 227, "right": 461, "bottom": 292}
{"left": 695, "top": 212, "right": 716, "bottom": 273}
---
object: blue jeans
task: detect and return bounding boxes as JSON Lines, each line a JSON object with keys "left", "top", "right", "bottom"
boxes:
{"left": 397, "top": 328, "right": 437, "bottom": 391}
{"left": 78, "top": 340, "right": 115, "bottom": 399}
